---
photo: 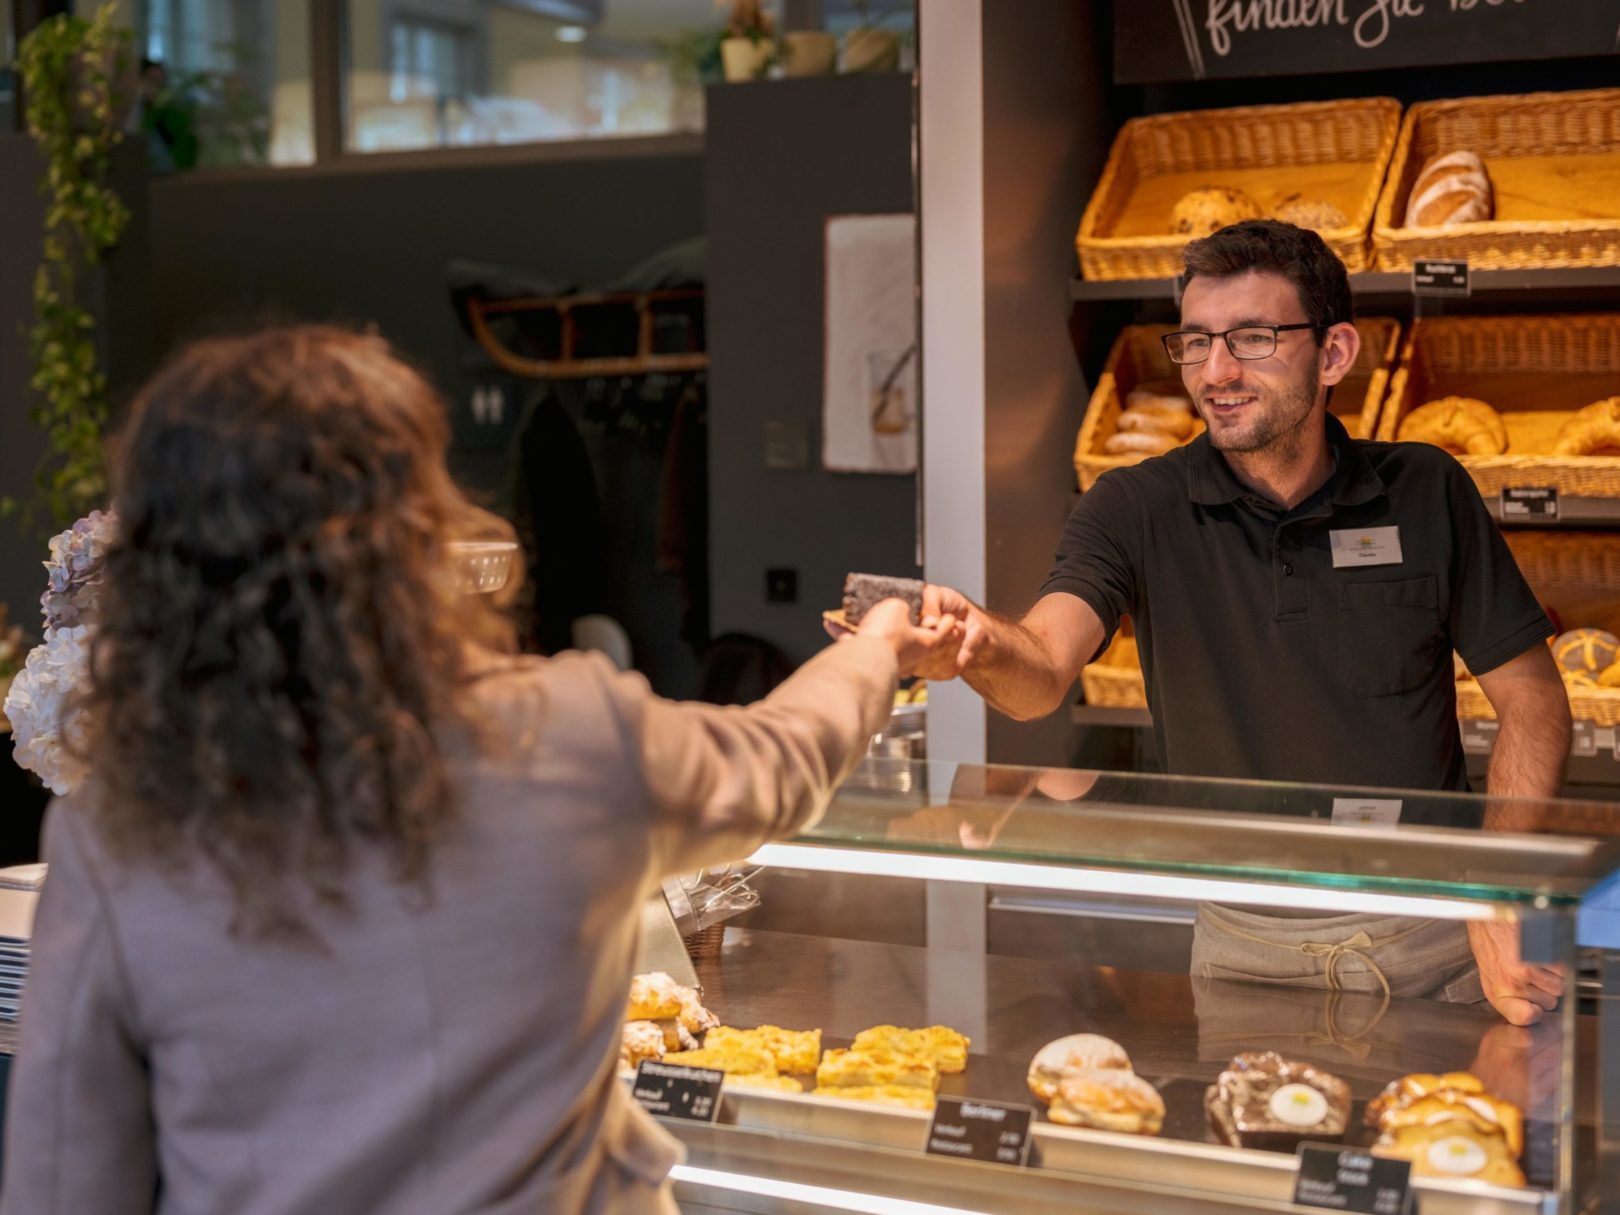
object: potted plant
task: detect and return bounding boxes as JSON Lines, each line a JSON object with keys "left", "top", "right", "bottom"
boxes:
{"left": 840, "top": 0, "right": 906, "bottom": 74}
{"left": 719, "top": 0, "right": 777, "bottom": 82}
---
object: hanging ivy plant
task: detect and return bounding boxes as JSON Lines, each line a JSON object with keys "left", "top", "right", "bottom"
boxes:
{"left": 11, "top": 3, "right": 133, "bottom": 531}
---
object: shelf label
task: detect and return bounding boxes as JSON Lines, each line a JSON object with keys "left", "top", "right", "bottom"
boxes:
{"left": 1501, "top": 486, "right": 1559, "bottom": 521}
{"left": 1460, "top": 719, "right": 1500, "bottom": 755}
{"left": 1573, "top": 720, "right": 1598, "bottom": 758}
{"left": 632, "top": 1060, "right": 724, "bottom": 1123}
{"left": 1332, "top": 797, "right": 1403, "bottom": 827}
{"left": 1294, "top": 1144, "right": 1413, "bottom": 1214}
{"left": 926, "top": 1096, "right": 1034, "bottom": 1167}
{"left": 1412, "top": 259, "right": 1470, "bottom": 297}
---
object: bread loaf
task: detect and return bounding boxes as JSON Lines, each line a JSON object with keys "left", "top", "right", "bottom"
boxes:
{"left": 1170, "top": 187, "right": 1263, "bottom": 236}
{"left": 842, "top": 572, "right": 924, "bottom": 625}
{"left": 1273, "top": 194, "right": 1348, "bottom": 232}
{"left": 1404, "top": 151, "right": 1493, "bottom": 228}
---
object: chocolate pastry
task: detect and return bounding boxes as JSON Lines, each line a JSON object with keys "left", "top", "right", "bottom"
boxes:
{"left": 1205, "top": 1052, "right": 1350, "bottom": 1152}
{"left": 842, "top": 572, "right": 924, "bottom": 625}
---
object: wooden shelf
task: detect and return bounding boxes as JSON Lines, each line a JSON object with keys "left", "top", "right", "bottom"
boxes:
{"left": 1070, "top": 264, "right": 1620, "bottom": 304}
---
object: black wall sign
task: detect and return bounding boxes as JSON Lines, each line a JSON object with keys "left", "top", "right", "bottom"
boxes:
{"left": 632, "top": 1060, "right": 724, "bottom": 1123}
{"left": 1117, "top": 1, "right": 1620, "bottom": 83}
{"left": 1501, "top": 486, "right": 1559, "bottom": 521}
{"left": 1412, "top": 259, "right": 1470, "bottom": 298}
{"left": 1293, "top": 1144, "right": 1413, "bottom": 1214}
{"left": 925, "top": 1096, "right": 1035, "bottom": 1167}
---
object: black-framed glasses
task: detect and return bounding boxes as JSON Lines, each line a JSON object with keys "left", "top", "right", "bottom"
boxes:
{"left": 1161, "top": 323, "right": 1321, "bottom": 365}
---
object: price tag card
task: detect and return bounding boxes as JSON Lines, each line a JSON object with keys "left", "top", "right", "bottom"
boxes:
{"left": 925, "top": 1096, "right": 1034, "bottom": 1167}
{"left": 1460, "top": 719, "right": 1500, "bottom": 755}
{"left": 1412, "top": 259, "right": 1470, "bottom": 297}
{"left": 1294, "top": 1144, "right": 1413, "bottom": 1214}
{"left": 1332, "top": 798, "right": 1403, "bottom": 827}
{"left": 1501, "top": 486, "right": 1559, "bottom": 522}
{"left": 1573, "top": 720, "right": 1599, "bottom": 758}
{"left": 632, "top": 1060, "right": 724, "bottom": 1124}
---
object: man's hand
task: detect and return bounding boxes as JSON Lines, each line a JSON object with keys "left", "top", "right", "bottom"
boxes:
{"left": 1468, "top": 920, "right": 1565, "bottom": 1026}
{"left": 851, "top": 597, "right": 962, "bottom": 680}
{"left": 907, "top": 584, "right": 987, "bottom": 681}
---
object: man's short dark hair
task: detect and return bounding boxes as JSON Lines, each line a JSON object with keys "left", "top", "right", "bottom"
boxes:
{"left": 1178, "top": 220, "right": 1354, "bottom": 334}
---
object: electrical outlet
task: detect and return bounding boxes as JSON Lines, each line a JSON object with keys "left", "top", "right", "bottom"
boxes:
{"left": 765, "top": 568, "right": 798, "bottom": 603}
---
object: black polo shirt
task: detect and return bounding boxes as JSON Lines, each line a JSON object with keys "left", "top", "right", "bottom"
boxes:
{"left": 1042, "top": 414, "right": 1552, "bottom": 792}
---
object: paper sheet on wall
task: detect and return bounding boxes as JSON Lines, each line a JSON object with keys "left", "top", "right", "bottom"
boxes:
{"left": 822, "top": 214, "right": 917, "bottom": 474}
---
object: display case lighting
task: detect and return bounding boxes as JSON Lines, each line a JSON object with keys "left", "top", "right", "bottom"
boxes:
{"left": 669, "top": 1164, "right": 998, "bottom": 1214}
{"left": 747, "top": 844, "right": 1508, "bottom": 922}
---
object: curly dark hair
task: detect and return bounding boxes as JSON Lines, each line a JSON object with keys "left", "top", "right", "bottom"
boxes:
{"left": 1179, "top": 219, "right": 1355, "bottom": 333}
{"left": 79, "top": 326, "right": 518, "bottom": 932}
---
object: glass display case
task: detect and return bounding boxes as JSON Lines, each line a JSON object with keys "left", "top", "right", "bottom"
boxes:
{"left": 651, "top": 760, "right": 1620, "bottom": 1215}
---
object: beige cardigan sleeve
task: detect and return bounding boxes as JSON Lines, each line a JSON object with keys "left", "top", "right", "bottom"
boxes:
{"left": 603, "top": 635, "right": 898, "bottom": 879}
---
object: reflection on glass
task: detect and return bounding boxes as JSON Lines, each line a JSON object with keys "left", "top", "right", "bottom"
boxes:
{"left": 134, "top": 0, "right": 313, "bottom": 168}
{"left": 343, "top": 0, "right": 716, "bottom": 154}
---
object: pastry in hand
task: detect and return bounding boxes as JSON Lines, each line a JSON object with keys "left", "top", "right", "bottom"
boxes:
{"left": 1404, "top": 150, "right": 1494, "bottom": 228}
{"left": 1273, "top": 193, "right": 1349, "bottom": 232}
{"left": 1397, "top": 397, "right": 1508, "bottom": 456}
{"left": 1374, "top": 1119, "right": 1526, "bottom": 1187}
{"left": 1048, "top": 1069, "right": 1165, "bottom": 1135}
{"left": 1027, "top": 1033, "right": 1132, "bottom": 1102}
{"left": 1170, "top": 186, "right": 1263, "bottom": 236}
{"left": 1105, "top": 430, "right": 1180, "bottom": 456}
{"left": 1553, "top": 397, "right": 1620, "bottom": 456}
{"left": 626, "top": 972, "right": 685, "bottom": 1021}
{"left": 1554, "top": 628, "right": 1619, "bottom": 678}
{"left": 851, "top": 1025, "right": 970, "bottom": 1074}
{"left": 842, "top": 572, "right": 924, "bottom": 626}
{"left": 1205, "top": 1052, "right": 1351, "bottom": 1152}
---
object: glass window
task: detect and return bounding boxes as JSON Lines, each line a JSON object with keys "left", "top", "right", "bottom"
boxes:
{"left": 132, "top": 0, "right": 314, "bottom": 169}
{"left": 344, "top": 0, "right": 717, "bottom": 154}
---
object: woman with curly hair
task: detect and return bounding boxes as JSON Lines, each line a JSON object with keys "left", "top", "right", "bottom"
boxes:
{"left": 0, "top": 326, "right": 955, "bottom": 1215}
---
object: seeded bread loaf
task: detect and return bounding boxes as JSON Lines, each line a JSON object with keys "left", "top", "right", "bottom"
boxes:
{"left": 842, "top": 573, "right": 924, "bottom": 625}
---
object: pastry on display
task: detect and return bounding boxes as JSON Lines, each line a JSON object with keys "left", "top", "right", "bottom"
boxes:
{"left": 622, "top": 1021, "right": 670, "bottom": 1069}
{"left": 725, "top": 1073, "right": 806, "bottom": 1093}
{"left": 1403, "top": 150, "right": 1494, "bottom": 228}
{"left": 1272, "top": 193, "right": 1349, "bottom": 232}
{"left": 626, "top": 972, "right": 687, "bottom": 1022}
{"left": 677, "top": 987, "right": 720, "bottom": 1037}
{"left": 1047, "top": 1069, "right": 1165, "bottom": 1135}
{"left": 851, "top": 1025, "right": 970, "bottom": 1074}
{"left": 1553, "top": 628, "right": 1620, "bottom": 680}
{"left": 1104, "top": 430, "right": 1180, "bottom": 456}
{"left": 1126, "top": 380, "right": 1193, "bottom": 414}
{"left": 810, "top": 1084, "right": 937, "bottom": 1110}
{"left": 1366, "top": 1070, "right": 1524, "bottom": 1159}
{"left": 1373, "top": 1119, "right": 1526, "bottom": 1188}
{"left": 1116, "top": 406, "right": 1196, "bottom": 440}
{"left": 1396, "top": 397, "right": 1509, "bottom": 456}
{"left": 1365, "top": 1071, "right": 1485, "bottom": 1122}
{"left": 816, "top": 1048, "right": 940, "bottom": 1091}
{"left": 1205, "top": 1052, "right": 1351, "bottom": 1151}
{"left": 663, "top": 1045, "right": 779, "bottom": 1077}
{"left": 842, "top": 572, "right": 925, "bottom": 626}
{"left": 1027, "top": 1033, "right": 1133, "bottom": 1102}
{"left": 1170, "top": 186, "right": 1264, "bottom": 236}
{"left": 707, "top": 1025, "right": 823, "bottom": 1074}
{"left": 1552, "top": 396, "right": 1620, "bottom": 456}
{"left": 1600, "top": 662, "right": 1620, "bottom": 688}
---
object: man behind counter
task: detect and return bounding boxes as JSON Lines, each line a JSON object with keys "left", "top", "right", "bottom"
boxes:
{"left": 912, "top": 220, "right": 1572, "bottom": 1027}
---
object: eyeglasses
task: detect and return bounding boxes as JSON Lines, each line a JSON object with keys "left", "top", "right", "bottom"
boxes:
{"left": 1161, "top": 323, "right": 1321, "bottom": 365}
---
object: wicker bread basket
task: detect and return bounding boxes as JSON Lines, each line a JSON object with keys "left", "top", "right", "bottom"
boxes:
{"left": 1378, "top": 314, "right": 1620, "bottom": 498}
{"left": 1373, "top": 88, "right": 1620, "bottom": 271}
{"left": 1079, "top": 633, "right": 1146, "bottom": 710}
{"left": 1076, "top": 97, "right": 1402, "bottom": 281}
{"left": 1075, "top": 317, "right": 1401, "bottom": 492}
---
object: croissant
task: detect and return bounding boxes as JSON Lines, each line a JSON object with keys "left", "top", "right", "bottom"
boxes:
{"left": 1397, "top": 397, "right": 1508, "bottom": 456}
{"left": 1553, "top": 397, "right": 1620, "bottom": 456}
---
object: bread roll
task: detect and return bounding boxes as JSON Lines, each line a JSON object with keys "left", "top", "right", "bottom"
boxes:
{"left": 1117, "top": 406, "right": 1196, "bottom": 439}
{"left": 1404, "top": 151, "right": 1494, "bottom": 228}
{"left": 1170, "top": 186, "right": 1263, "bottom": 236}
{"left": 1273, "top": 194, "right": 1349, "bottom": 232}
{"left": 1125, "top": 379, "right": 1192, "bottom": 413}
{"left": 1104, "top": 430, "right": 1179, "bottom": 456}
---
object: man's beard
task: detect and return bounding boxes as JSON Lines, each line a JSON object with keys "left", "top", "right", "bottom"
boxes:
{"left": 1202, "top": 362, "right": 1320, "bottom": 456}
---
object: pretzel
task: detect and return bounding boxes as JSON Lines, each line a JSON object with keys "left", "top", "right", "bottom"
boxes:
{"left": 1397, "top": 397, "right": 1508, "bottom": 456}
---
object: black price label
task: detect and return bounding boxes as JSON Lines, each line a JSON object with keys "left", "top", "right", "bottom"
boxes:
{"left": 925, "top": 1096, "right": 1034, "bottom": 1167}
{"left": 1573, "top": 720, "right": 1598, "bottom": 758}
{"left": 1501, "top": 486, "right": 1559, "bottom": 521}
{"left": 632, "top": 1060, "right": 724, "bottom": 1123}
{"left": 1294, "top": 1144, "right": 1413, "bottom": 1214}
{"left": 1460, "top": 718, "right": 1499, "bottom": 755}
{"left": 1412, "top": 259, "right": 1470, "bottom": 297}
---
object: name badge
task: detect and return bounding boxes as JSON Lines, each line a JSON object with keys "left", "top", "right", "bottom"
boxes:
{"left": 1329, "top": 526, "right": 1403, "bottom": 569}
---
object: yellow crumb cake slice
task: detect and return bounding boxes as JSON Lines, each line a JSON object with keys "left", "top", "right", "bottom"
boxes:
{"left": 662, "top": 1046, "right": 777, "bottom": 1077}
{"left": 811, "top": 1084, "right": 936, "bottom": 1110}
{"left": 705, "top": 1026, "right": 823, "bottom": 1074}
{"left": 724, "top": 1073, "right": 805, "bottom": 1093}
{"left": 815, "top": 1048, "right": 939, "bottom": 1091}
{"left": 851, "top": 1025, "right": 970, "bottom": 1074}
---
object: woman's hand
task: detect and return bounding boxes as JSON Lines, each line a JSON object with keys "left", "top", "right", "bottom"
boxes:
{"left": 854, "top": 597, "right": 963, "bottom": 679}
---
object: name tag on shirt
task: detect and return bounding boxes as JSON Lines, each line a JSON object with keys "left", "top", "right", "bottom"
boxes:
{"left": 1329, "top": 526, "right": 1403, "bottom": 569}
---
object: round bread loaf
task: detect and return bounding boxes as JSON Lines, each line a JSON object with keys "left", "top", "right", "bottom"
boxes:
{"left": 1404, "top": 150, "right": 1494, "bottom": 228}
{"left": 1554, "top": 628, "right": 1619, "bottom": 678}
{"left": 1170, "top": 186, "right": 1263, "bottom": 236}
{"left": 1272, "top": 193, "right": 1349, "bottom": 232}
{"left": 1553, "top": 397, "right": 1620, "bottom": 456}
{"left": 1396, "top": 397, "right": 1508, "bottom": 456}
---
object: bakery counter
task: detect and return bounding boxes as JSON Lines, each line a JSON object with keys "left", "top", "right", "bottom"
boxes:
{"left": 660, "top": 927, "right": 1581, "bottom": 1214}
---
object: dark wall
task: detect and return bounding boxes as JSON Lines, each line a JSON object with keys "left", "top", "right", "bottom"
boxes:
{"left": 147, "top": 147, "right": 706, "bottom": 493}
{"left": 705, "top": 74, "right": 917, "bottom": 664}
